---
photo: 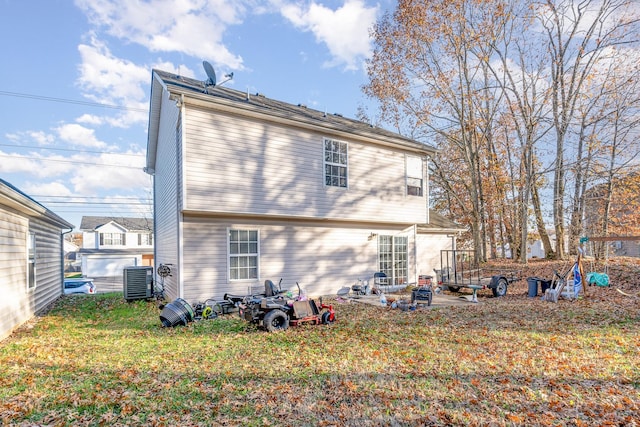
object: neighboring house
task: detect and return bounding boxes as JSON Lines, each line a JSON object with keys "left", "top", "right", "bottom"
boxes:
{"left": 527, "top": 240, "right": 546, "bottom": 259}
{"left": 610, "top": 240, "right": 640, "bottom": 257}
{"left": 145, "top": 69, "right": 464, "bottom": 303}
{"left": 79, "top": 216, "right": 154, "bottom": 280}
{"left": 0, "top": 179, "right": 74, "bottom": 341}
{"left": 582, "top": 174, "right": 640, "bottom": 258}
{"left": 63, "top": 239, "right": 80, "bottom": 274}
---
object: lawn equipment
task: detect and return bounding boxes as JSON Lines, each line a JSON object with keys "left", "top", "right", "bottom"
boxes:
{"left": 224, "top": 279, "right": 336, "bottom": 332}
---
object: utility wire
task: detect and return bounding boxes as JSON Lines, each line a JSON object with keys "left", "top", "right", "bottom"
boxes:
{"left": 0, "top": 144, "right": 145, "bottom": 157}
{"left": 31, "top": 195, "right": 147, "bottom": 200}
{"left": 42, "top": 201, "right": 152, "bottom": 205}
{"left": 0, "top": 153, "right": 143, "bottom": 169}
{"left": 0, "top": 90, "right": 147, "bottom": 112}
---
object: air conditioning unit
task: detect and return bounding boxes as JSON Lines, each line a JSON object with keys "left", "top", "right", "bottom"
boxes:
{"left": 123, "top": 266, "right": 153, "bottom": 301}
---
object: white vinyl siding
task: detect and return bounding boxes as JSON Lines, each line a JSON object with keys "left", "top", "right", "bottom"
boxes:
{"left": 182, "top": 106, "right": 428, "bottom": 224}
{"left": 1, "top": 205, "right": 66, "bottom": 341}
{"left": 180, "top": 216, "right": 425, "bottom": 302}
{"left": 1, "top": 208, "right": 30, "bottom": 340}
{"left": 27, "top": 219, "right": 66, "bottom": 312}
{"left": 152, "top": 92, "right": 182, "bottom": 299}
{"left": 415, "top": 233, "right": 455, "bottom": 279}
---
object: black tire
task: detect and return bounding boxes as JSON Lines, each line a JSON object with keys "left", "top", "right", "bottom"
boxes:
{"left": 492, "top": 278, "right": 508, "bottom": 297}
{"left": 321, "top": 311, "right": 334, "bottom": 324}
{"left": 263, "top": 309, "right": 289, "bottom": 332}
{"left": 447, "top": 286, "right": 460, "bottom": 292}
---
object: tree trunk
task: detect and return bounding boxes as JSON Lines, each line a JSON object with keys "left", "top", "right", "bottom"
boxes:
{"left": 531, "top": 177, "right": 554, "bottom": 258}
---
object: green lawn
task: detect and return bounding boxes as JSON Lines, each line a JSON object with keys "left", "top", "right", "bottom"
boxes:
{"left": 1, "top": 288, "right": 638, "bottom": 426}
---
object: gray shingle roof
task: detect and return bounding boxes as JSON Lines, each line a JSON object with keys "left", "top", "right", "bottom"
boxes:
{"left": 417, "top": 209, "right": 466, "bottom": 233}
{"left": 80, "top": 216, "right": 153, "bottom": 232}
{"left": 0, "top": 178, "right": 74, "bottom": 229}
{"left": 151, "top": 69, "right": 437, "bottom": 155}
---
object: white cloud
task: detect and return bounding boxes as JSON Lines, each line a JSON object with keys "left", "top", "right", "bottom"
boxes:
{"left": 5, "top": 133, "right": 20, "bottom": 142}
{"left": 55, "top": 123, "right": 107, "bottom": 149}
{"left": 76, "top": 114, "right": 104, "bottom": 125}
{"left": 0, "top": 150, "right": 40, "bottom": 174}
{"left": 0, "top": 150, "right": 74, "bottom": 178}
{"left": 280, "top": 0, "right": 378, "bottom": 70}
{"left": 74, "top": 0, "right": 246, "bottom": 70}
{"left": 29, "top": 131, "right": 55, "bottom": 145}
{"left": 77, "top": 36, "right": 149, "bottom": 104}
{"left": 21, "top": 181, "right": 73, "bottom": 198}
{"left": 70, "top": 161, "right": 149, "bottom": 194}
{"left": 3, "top": 130, "right": 55, "bottom": 145}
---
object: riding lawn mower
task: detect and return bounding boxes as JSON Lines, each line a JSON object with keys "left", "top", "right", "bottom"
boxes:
{"left": 224, "top": 279, "right": 336, "bottom": 332}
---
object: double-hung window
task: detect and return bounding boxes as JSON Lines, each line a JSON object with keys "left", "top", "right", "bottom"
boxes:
{"left": 229, "top": 229, "right": 259, "bottom": 280}
{"left": 138, "top": 233, "right": 153, "bottom": 245}
{"left": 100, "top": 232, "right": 125, "bottom": 246}
{"left": 324, "top": 138, "right": 348, "bottom": 188}
{"left": 406, "top": 155, "right": 423, "bottom": 196}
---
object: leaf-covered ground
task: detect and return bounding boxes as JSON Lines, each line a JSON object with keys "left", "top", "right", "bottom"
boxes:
{"left": 1, "top": 258, "right": 638, "bottom": 426}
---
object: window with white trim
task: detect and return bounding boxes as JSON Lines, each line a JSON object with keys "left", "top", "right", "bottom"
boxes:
{"left": 138, "top": 233, "right": 153, "bottom": 245}
{"left": 100, "top": 232, "right": 125, "bottom": 246}
{"left": 378, "top": 235, "right": 408, "bottom": 286}
{"left": 27, "top": 232, "right": 36, "bottom": 290}
{"left": 229, "top": 229, "right": 259, "bottom": 280}
{"left": 406, "top": 155, "right": 423, "bottom": 196}
{"left": 324, "top": 138, "right": 348, "bottom": 188}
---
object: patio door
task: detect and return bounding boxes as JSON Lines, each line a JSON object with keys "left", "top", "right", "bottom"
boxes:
{"left": 378, "top": 235, "right": 408, "bottom": 285}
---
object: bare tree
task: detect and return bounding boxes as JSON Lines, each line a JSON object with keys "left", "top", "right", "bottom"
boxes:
{"left": 537, "top": 0, "right": 639, "bottom": 258}
{"left": 485, "top": 0, "right": 555, "bottom": 261}
{"left": 364, "top": 0, "right": 511, "bottom": 260}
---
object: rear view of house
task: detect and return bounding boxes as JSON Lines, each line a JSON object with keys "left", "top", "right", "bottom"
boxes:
{"left": 146, "top": 68, "right": 462, "bottom": 303}
{"left": 0, "top": 179, "right": 73, "bottom": 341}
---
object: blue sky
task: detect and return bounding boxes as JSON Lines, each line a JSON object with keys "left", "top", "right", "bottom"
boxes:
{"left": 0, "top": 0, "right": 391, "bottom": 230}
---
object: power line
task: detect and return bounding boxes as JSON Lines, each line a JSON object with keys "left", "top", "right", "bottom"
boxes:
{"left": 31, "top": 195, "right": 147, "bottom": 200}
{"left": 0, "top": 90, "right": 147, "bottom": 112}
{"left": 41, "top": 201, "right": 152, "bottom": 205}
{"left": 0, "top": 153, "right": 143, "bottom": 169}
{"left": 0, "top": 144, "right": 145, "bottom": 157}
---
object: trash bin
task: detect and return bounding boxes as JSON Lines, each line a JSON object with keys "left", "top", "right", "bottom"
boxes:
{"left": 540, "top": 279, "right": 552, "bottom": 294}
{"left": 527, "top": 277, "right": 539, "bottom": 297}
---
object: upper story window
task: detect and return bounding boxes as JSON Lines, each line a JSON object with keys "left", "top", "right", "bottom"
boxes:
{"left": 100, "top": 232, "right": 125, "bottom": 246}
{"left": 138, "top": 233, "right": 153, "bottom": 246}
{"left": 406, "top": 155, "right": 424, "bottom": 197}
{"left": 229, "top": 229, "right": 259, "bottom": 280}
{"left": 324, "top": 138, "right": 348, "bottom": 188}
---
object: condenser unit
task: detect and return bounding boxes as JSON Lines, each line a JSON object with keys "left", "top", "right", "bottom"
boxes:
{"left": 123, "top": 266, "right": 153, "bottom": 301}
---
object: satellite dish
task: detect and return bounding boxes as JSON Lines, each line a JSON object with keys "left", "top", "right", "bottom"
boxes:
{"left": 203, "top": 61, "right": 216, "bottom": 87}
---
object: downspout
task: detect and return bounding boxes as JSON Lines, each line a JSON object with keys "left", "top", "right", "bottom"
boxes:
{"left": 426, "top": 155, "right": 430, "bottom": 224}
{"left": 61, "top": 227, "right": 74, "bottom": 293}
{"left": 414, "top": 224, "right": 418, "bottom": 285}
{"left": 178, "top": 93, "right": 185, "bottom": 299}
